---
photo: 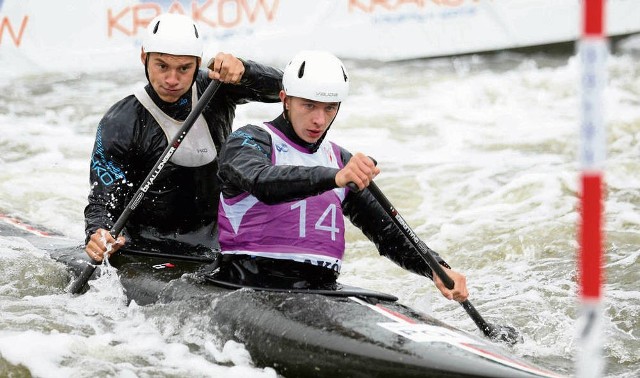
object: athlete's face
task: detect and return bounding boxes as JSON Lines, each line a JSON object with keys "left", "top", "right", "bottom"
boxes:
{"left": 281, "top": 92, "right": 340, "bottom": 144}
{"left": 141, "top": 52, "right": 199, "bottom": 103}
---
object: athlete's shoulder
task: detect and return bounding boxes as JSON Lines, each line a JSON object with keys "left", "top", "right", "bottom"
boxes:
{"left": 96, "top": 94, "right": 148, "bottom": 147}
{"left": 102, "top": 94, "right": 144, "bottom": 123}
{"left": 229, "top": 123, "right": 269, "bottom": 139}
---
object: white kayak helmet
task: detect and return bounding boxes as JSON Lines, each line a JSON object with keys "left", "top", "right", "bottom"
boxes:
{"left": 142, "top": 13, "right": 203, "bottom": 58}
{"left": 282, "top": 50, "right": 349, "bottom": 102}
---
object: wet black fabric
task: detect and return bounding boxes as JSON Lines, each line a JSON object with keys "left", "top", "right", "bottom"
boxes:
{"left": 214, "top": 255, "right": 339, "bottom": 290}
{"left": 213, "top": 114, "right": 449, "bottom": 286}
{"left": 84, "top": 62, "right": 283, "bottom": 255}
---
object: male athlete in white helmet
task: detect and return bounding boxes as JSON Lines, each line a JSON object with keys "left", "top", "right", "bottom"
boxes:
{"left": 84, "top": 13, "right": 282, "bottom": 261}
{"left": 212, "top": 50, "right": 469, "bottom": 303}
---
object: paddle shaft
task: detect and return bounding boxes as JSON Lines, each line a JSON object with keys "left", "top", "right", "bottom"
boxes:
{"left": 365, "top": 181, "right": 500, "bottom": 340}
{"left": 68, "top": 80, "right": 222, "bottom": 294}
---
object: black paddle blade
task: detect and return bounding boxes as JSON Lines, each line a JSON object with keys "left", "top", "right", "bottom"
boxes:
{"left": 485, "top": 323, "right": 523, "bottom": 345}
{"left": 461, "top": 300, "right": 523, "bottom": 345}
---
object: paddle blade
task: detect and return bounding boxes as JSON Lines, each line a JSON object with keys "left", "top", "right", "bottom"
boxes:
{"left": 485, "top": 323, "right": 524, "bottom": 345}
{"left": 461, "top": 299, "right": 523, "bottom": 345}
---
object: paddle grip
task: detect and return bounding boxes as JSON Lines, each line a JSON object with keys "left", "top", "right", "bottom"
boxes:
{"left": 345, "top": 156, "right": 377, "bottom": 193}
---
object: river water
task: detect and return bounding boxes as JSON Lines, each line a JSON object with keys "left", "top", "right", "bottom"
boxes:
{"left": 0, "top": 38, "right": 639, "bottom": 377}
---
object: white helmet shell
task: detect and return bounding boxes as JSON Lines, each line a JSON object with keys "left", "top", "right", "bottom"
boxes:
{"left": 142, "top": 13, "right": 203, "bottom": 58}
{"left": 282, "top": 50, "right": 349, "bottom": 102}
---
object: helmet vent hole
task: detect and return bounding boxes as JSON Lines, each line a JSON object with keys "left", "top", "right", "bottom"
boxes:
{"left": 341, "top": 67, "right": 348, "bottom": 82}
{"left": 298, "top": 62, "right": 306, "bottom": 78}
{"left": 152, "top": 21, "right": 160, "bottom": 34}
{"left": 193, "top": 25, "right": 199, "bottom": 38}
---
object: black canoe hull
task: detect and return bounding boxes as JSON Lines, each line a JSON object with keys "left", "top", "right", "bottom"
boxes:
{"left": 0, "top": 214, "right": 566, "bottom": 378}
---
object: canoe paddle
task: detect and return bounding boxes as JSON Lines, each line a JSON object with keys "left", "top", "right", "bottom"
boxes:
{"left": 364, "top": 181, "right": 523, "bottom": 345}
{"left": 68, "top": 79, "right": 222, "bottom": 294}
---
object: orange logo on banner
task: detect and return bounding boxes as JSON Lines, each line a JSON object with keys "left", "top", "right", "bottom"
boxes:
{"left": 0, "top": 15, "right": 28, "bottom": 47}
{"left": 349, "top": 0, "right": 465, "bottom": 13}
{"left": 108, "top": 0, "right": 279, "bottom": 37}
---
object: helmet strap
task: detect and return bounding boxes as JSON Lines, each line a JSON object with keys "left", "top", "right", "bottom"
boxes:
{"left": 192, "top": 57, "right": 201, "bottom": 87}
{"left": 144, "top": 53, "right": 150, "bottom": 83}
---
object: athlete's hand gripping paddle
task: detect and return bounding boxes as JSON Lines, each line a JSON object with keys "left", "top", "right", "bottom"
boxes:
{"left": 365, "top": 181, "right": 522, "bottom": 345}
{"left": 347, "top": 155, "right": 522, "bottom": 345}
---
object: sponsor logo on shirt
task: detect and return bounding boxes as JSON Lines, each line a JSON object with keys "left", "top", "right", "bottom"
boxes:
{"left": 275, "top": 143, "right": 289, "bottom": 153}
